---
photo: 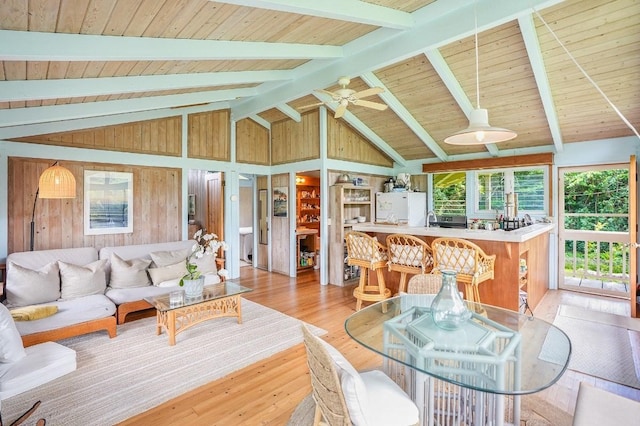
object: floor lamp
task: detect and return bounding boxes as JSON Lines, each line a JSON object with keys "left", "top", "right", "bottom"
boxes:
{"left": 30, "top": 162, "right": 76, "bottom": 251}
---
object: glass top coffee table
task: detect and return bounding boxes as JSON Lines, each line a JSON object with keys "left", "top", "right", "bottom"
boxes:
{"left": 144, "top": 280, "right": 253, "bottom": 346}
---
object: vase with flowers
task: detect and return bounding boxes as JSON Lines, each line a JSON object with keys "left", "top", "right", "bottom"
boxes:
{"left": 180, "top": 229, "right": 228, "bottom": 298}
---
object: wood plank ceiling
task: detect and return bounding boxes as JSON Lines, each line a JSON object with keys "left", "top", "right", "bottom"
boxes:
{"left": 0, "top": 0, "right": 638, "bottom": 165}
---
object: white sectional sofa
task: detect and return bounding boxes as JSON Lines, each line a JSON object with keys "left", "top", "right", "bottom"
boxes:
{"left": 2, "top": 240, "right": 225, "bottom": 346}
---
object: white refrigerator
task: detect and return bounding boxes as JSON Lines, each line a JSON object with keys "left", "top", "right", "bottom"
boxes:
{"left": 375, "top": 192, "right": 427, "bottom": 226}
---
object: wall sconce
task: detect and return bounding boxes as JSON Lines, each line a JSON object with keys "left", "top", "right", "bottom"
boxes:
{"left": 296, "top": 176, "right": 305, "bottom": 184}
{"left": 30, "top": 162, "right": 76, "bottom": 251}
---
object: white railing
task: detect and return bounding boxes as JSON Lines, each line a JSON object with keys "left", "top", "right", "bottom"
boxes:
{"left": 562, "top": 229, "right": 630, "bottom": 294}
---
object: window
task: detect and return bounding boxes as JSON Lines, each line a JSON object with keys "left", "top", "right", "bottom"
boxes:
{"left": 474, "top": 168, "right": 546, "bottom": 215}
{"left": 433, "top": 172, "right": 466, "bottom": 215}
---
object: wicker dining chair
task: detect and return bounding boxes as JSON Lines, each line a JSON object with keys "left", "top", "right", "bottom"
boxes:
{"left": 430, "top": 237, "right": 496, "bottom": 305}
{"left": 386, "top": 234, "right": 434, "bottom": 294}
{"left": 301, "top": 324, "right": 420, "bottom": 426}
{"left": 345, "top": 231, "right": 391, "bottom": 311}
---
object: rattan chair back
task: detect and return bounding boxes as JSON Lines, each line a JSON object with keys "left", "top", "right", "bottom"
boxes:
{"left": 301, "top": 324, "right": 351, "bottom": 426}
{"left": 345, "top": 231, "right": 391, "bottom": 311}
{"left": 407, "top": 273, "right": 442, "bottom": 294}
{"left": 386, "top": 234, "right": 434, "bottom": 293}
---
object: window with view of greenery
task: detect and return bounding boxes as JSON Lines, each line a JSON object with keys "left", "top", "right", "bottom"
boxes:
{"left": 475, "top": 168, "right": 545, "bottom": 213}
{"left": 515, "top": 170, "right": 545, "bottom": 212}
{"left": 477, "top": 172, "right": 504, "bottom": 211}
{"left": 433, "top": 172, "right": 466, "bottom": 215}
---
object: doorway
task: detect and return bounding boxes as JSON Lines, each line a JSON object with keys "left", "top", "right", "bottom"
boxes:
{"left": 558, "top": 163, "right": 631, "bottom": 299}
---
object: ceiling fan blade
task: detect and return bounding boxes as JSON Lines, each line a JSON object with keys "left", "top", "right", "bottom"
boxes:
{"left": 352, "top": 87, "right": 384, "bottom": 99}
{"left": 334, "top": 103, "right": 348, "bottom": 119}
{"left": 297, "top": 102, "right": 325, "bottom": 110}
{"left": 315, "top": 89, "right": 340, "bottom": 99}
{"left": 352, "top": 99, "right": 388, "bottom": 111}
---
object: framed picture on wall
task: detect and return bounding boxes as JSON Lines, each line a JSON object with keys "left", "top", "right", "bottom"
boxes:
{"left": 84, "top": 170, "right": 133, "bottom": 235}
{"left": 188, "top": 194, "right": 196, "bottom": 216}
{"left": 273, "top": 186, "right": 288, "bottom": 217}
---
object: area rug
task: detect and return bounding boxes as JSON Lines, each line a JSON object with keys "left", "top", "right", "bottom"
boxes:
{"left": 553, "top": 304, "right": 640, "bottom": 389}
{"left": 286, "top": 393, "right": 573, "bottom": 426}
{"left": 1, "top": 299, "right": 326, "bottom": 425}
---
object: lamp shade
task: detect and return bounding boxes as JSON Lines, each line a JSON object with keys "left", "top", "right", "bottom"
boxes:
{"left": 38, "top": 164, "right": 76, "bottom": 199}
{"left": 445, "top": 108, "right": 517, "bottom": 145}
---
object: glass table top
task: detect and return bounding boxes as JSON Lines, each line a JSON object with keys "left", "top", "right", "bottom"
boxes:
{"left": 344, "top": 296, "right": 571, "bottom": 395}
{"left": 144, "top": 280, "right": 253, "bottom": 312}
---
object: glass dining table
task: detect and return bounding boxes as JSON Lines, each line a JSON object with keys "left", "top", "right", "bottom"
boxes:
{"left": 344, "top": 296, "right": 571, "bottom": 426}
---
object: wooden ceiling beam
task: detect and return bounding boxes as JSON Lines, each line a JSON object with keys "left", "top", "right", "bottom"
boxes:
{"left": 210, "top": 0, "right": 414, "bottom": 30}
{"left": 422, "top": 153, "right": 553, "bottom": 173}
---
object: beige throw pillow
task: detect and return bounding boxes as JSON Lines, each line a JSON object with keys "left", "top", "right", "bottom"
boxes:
{"left": 6, "top": 261, "right": 61, "bottom": 307}
{"left": 148, "top": 261, "right": 187, "bottom": 286}
{"left": 192, "top": 254, "right": 218, "bottom": 275}
{"left": 59, "top": 259, "right": 108, "bottom": 300}
{"left": 109, "top": 253, "right": 152, "bottom": 289}
{"left": 149, "top": 248, "right": 190, "bottom": 268}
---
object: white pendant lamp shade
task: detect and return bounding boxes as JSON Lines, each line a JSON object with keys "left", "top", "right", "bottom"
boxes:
{"left": 444, "top": 108, "right": 517, "bottom": 145}
{"left": 38, "top": 164, "right": 76, "bottom": 199}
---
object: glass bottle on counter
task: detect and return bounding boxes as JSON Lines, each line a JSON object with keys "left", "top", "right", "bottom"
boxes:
{"left": 430, "top": 270, "right": 471, "bottom": 330}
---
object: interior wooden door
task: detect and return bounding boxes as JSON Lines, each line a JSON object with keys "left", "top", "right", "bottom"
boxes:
{"left": 206, "top": 172, "right": 224, "bottom": 251}
{"left": 630, "top": 155, "right": 637, "bottom": 317}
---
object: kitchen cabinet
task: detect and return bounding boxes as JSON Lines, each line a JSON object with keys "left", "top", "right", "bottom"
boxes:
{"left": 296, "top": 183, "right": 320, "bottom": 236}
{"left": 328, "top": 184, "right": 374, "bottom": 286}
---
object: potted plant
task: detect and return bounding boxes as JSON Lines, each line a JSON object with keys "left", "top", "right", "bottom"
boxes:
{"left": 181, "top": 229, "right": 228, "bottom": 297}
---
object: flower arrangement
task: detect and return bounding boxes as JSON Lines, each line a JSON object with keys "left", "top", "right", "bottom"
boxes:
{"left": 180, "top": 229, "right": 229, "bottom": 285}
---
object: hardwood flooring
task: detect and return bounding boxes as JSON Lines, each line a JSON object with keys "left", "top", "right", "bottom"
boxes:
{"left": 118, "top": 268, "right": 639, "bottom": 425}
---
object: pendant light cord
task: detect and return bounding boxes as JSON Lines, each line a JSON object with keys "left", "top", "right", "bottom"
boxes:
{"left": 533, "top": 8, "right": 640, "bottom": 140}
{"left": 474, "top": 0, "right": 480, "bottom": 109}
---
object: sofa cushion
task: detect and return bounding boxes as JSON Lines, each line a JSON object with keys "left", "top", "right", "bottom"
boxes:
{"left": 192, "top": 254, "right": 218, "bottom": 275}
{"left": 109, "top": 253, "right": 152, "bottom": 289}
{"left": 59, "top": 259, "right": 108, "bottom": 300}
{"left": 0, "top": 341, "right": 76, "bottom": 400}
{"left": 150, "top": 248, "right": 190, "bottom": 268}
{"left": 0, "top": 304, "right": 26, "bottom": 363}
{"left": 12, "top": 295, "right": 116, "bottom": 336}
{"left": 99, "top": 240, "right": 195, "bottom": 263}
{"left": 10, "top": 305, "right": 59, "bottom": 321}
{"left": 148, "top": 262, "right": 187, "bottom": 286}
{"left": 5, "top": 262, "right": 61, "bottom": 307}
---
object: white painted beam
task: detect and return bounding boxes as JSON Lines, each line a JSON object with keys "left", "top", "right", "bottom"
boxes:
{"left": 0, "top": 30, "right": 343, "bottom": 61}
{"left": 360, "top": 72, "right": 449, "bottom": 162}
{"left": 313, "top": 92, "right": 406, "bottom": 167}
{"left": 0, "top": 87, "right": 256, "bottom": 127}
{"left": 275, "top": 103, "right": 301, "bottom": 122}
{"left": 0, "top": 70, "right": 292, "bottom": 102}
{"left": 518, "top": 14, "right": 564, "bottom": 153}
{"left": 248, "top": 115, "right": 271, "bottom": 130}
{"left": 211, "top": 0, "right": 414, "bottom": 30}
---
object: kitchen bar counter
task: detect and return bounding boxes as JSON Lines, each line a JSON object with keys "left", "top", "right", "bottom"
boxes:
{"left": 352, "top": 222, "right": 554, "bottom": 243}
{"left": 350, "top": 222, "right": 555, "bottom": 311}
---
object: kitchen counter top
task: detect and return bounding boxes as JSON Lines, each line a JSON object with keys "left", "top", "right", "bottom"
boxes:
{"left": 351, "top": 222, "right": 555, "bottom": 243}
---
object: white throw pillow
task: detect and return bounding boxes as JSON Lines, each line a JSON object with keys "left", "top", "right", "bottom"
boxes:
{"left": 150, "top": 248, "right": 190, "bottom": 268}
{"left": 6, "top": 261, "right": 61, "bottom": 307}
{"left": 192, "top": 254, "right": 218, "bottom": 275}
{"left": 317, "top": 337, "right": 369, "bottom": 425}
{"left": 109, "top": 253, "right": 152, "bottom": 289}
{"left": 148, "top": 261, "right": 187, "bottom": 286}
{"left": 58, "top": 259, "right": 108, "bottom": 300}
{"left": 0, "top": 303, "right": 26, "bottom": 363}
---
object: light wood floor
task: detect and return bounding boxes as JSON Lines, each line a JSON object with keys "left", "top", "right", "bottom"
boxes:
{"left": 118, "top": 268, "right": 640, "bottom": 426}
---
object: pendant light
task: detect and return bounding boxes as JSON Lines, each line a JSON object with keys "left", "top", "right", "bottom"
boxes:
{"left": 445, "top": 3, "right": 517, "bottom": 145}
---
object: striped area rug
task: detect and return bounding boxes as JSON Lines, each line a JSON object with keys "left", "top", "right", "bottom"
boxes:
{"left": 2, "top": 299, "right": 326, "bottom": 425}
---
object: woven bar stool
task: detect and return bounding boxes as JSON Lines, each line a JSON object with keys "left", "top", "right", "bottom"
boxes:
{"left": 386, "top": 234, "right": 434, "bottom": 294}
{"left": 430, "top": 237, "right": 496, "bottom": 305}
{"left": 345, "top": 231, "right": 391, "bottom": 311}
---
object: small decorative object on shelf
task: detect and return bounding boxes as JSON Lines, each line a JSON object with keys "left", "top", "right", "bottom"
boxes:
{"left": 430, "top": 270, "right": 472, "bottom": 330}
{"left": 180, "top": 229, "right": 228, "bottom": 297}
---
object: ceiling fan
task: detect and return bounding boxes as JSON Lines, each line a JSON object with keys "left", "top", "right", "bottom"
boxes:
{"left": 298, "top": 77, "right": 388, "bottom": 119}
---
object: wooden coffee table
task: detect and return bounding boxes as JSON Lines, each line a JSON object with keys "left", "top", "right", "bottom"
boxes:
{"left": 144, "top": 281, "right": 253, "bottom": 346}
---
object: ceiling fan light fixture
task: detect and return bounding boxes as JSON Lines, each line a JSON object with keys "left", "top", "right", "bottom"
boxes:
{"left": 444, "top": 108, "right": 517, "bottom": 145}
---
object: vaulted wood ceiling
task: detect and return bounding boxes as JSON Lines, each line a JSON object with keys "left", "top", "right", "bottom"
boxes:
{"left": 1, "top": 0, "right": 638, "bottom": 166}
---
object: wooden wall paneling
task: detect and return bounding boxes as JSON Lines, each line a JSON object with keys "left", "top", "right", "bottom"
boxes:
{"left": 270, "top": 173, "right": 290, "bottom": 275}
{"left": 7, "top": 157, "right": 182, "bottom": 254}
{"left": 187, "top": 110, "right": 231, "bottom": 161}
{"left": 271, "top": 111, "right": 320, "bottom": 165}
{"left": 326, "top": 117, "right": 394, "bottom": 167}
{"left": 236, "top": 118, "right": 270, "bottom": 165}
{"left": 11, "top": 116, "right": 182, "bottom": 156}
{"left": 188, "top": 169, "right": 210, "bottom": 234}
